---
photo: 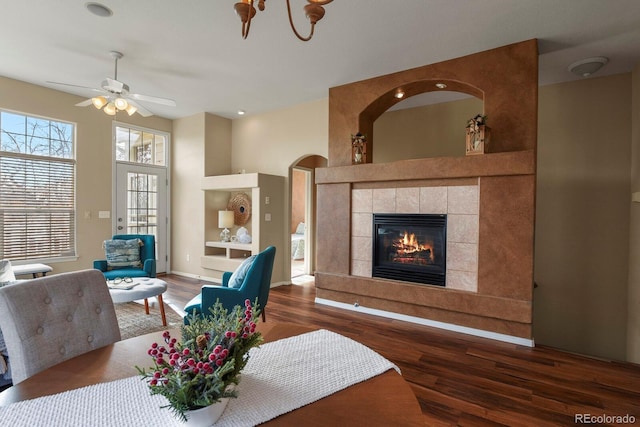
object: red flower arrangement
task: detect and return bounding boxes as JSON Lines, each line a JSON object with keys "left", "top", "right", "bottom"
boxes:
{"left": 137, "top": 299, "right": 263, "bottom": 422}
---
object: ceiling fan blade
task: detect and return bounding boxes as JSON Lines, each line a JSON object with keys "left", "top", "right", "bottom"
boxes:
{"left": 126, "top": 99, "right": 153, "bottom": 117}
{"left": 128, "top": 92, "right": 176, "bottom": 107}
{"left": 75, "top": 99, "right": 94, "bottom": 107}
{"left": 47, "top": 81, "right": 105, "bottom": 93}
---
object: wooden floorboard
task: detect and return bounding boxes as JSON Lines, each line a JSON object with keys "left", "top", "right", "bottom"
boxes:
{"left": 160, "top": 274, "right": 640, "bottom": 426}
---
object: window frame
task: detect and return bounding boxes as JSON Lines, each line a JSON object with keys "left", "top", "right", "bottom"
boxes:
{"left": 0, "top": 108, "right": 77, "bottom": 263}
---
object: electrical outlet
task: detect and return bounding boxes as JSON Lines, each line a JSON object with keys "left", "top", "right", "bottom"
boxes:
{"left": 265, "top": 213, "right": 271, "bottom": 221}
{"left": 265, "top": 196, "right": 270, "bottom": 204}
{"left": 186, "top": 254, "right": 190, "bottom": 262}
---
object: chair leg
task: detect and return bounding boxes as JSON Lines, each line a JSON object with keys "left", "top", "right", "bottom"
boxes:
{"left": 144, "top": 298, "right": 150, "bottom": 315}
{"left": 261, "top": 308, "right": 266, "bottom": 322}
{"left": 157, "top": 294, "right": 167, "bottom": 327}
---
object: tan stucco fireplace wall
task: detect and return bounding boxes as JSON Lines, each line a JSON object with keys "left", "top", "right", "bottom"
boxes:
{"left": 315, "top": 40, "right": 538, "bottom": 340}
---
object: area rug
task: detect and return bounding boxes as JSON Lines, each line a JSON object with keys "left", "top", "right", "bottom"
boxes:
{"left": 114, "top": 301, "right": 184, "bottom": 340}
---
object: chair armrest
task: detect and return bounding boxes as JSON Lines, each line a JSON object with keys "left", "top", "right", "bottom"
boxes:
{"left": 93, "top": 260, "right": 108, "bottom": 272}
{"left": 221, "top": 272, "right": 232, "bottom": 287}
{"left": 143, "top": 259, "right": 156, "bottom": 278}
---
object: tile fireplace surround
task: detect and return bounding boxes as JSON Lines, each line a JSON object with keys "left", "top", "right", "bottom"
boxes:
{"left": 314, "top": 40, "right": 538, "bottom": 345}
{"left": 351, "top": 185, "right": 480, "bottom": 293}
{"left": 315, "top": 151, "right": 536, "bottom": 344}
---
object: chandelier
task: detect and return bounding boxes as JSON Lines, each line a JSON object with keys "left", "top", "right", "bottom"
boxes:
{"left": 234, "top": 0, "right": 333, "bottom": 41}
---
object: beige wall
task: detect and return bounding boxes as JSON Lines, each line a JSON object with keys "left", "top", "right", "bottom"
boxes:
{"left": 628, "top": 64, "right": 640, "bottom": 363}
{"left": 534, "top": 74, "right": 631, "bottom": 360}
{"left": 0, "top": 76, "right": 172, "bottom": 275}
{"left": 230, "top": 99, "right": 328, "bottom": 272}
{"left": 373, "top": 97, "right": 483, "bottom": 162}
{"left": 171, "top": 112, "right": 233, "bottom": 279}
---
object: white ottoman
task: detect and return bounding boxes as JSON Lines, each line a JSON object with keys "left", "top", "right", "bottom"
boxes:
{"left": 108, "top": 278, "right": 168, "bottom": 326}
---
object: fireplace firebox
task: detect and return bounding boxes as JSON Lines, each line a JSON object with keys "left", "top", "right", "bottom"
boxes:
{"left": 372, "top": 214, "right": 446, "bottom": 286}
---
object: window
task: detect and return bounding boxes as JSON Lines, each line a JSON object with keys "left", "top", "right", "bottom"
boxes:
{"left": 115, "top": 125, "right": 166, "bottom": 166}
{"left": 0, "top": 111, "right": 76, "bottom": 261}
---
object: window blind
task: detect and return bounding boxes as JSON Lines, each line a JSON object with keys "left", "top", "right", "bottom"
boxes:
{"left": 0, "top": 154, "right": 76, "bottom": 260}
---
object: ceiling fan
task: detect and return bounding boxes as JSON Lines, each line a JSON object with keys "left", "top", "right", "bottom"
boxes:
{"left": 48, "top": 51, "right": 176, "bottom": 117}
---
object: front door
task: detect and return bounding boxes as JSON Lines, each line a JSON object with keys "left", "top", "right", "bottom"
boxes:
{"left": 115, "top": 163, "right": 168, "bottom": 273}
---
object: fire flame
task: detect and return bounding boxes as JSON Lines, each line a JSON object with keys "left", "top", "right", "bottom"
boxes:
{"left": 393, "top": 231, "right": 434, "bottom": 262}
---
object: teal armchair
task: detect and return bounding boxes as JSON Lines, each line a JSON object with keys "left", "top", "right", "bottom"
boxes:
{"left": 93, "top": 234, "right": 156, "bottom": 280}
{"left": 184, "top": 246, "right": 276, "bottom": 323}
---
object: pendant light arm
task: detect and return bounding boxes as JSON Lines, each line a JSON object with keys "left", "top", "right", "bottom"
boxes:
{"left": 286, "top": 0, "right": 315, "bottom": 42}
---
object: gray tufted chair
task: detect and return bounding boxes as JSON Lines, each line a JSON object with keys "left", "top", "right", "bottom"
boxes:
{"left": 0, "top": 269, "right": 121, "bottom": 384}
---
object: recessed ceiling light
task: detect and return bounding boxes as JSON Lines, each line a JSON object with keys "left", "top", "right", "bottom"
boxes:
{"left": 568, "top": 57, "right": 608, "bottom": 77}
{"left": 394, "top": 91, "right": 405, "bottom": 99}
{"left": 237, "top": 110, "right": 246, "bottom": 116}
{"left": 435, "top": 83, "right": 447, "bottom": 89}
{"left": 85, "top": 2, "right": 113, "bottom": 17}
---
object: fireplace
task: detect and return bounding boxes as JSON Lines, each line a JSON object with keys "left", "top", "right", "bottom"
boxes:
{"left": 372, "top": 213, "right": 447, "bottom": 286}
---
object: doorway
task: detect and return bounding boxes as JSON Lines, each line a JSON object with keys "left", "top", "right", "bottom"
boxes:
{"left": 290, "top": 155, "right": 327, "bottom": 282}
{"left": 115, "top": 163, "right": 168, "bottom": 273}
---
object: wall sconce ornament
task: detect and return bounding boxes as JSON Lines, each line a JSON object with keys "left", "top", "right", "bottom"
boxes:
{"left": 465, "top": 114, "right": 491, "bottom": 155}
{"left": 351, "top": 132, "right": 367, "bottom": 164}
{"left": 227, "top": 192, "right": 252, "bottom": 225}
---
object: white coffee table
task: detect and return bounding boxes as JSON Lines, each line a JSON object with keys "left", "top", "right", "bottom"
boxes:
{"left": 108, "top": 277, "right": 168, "bottom": 326}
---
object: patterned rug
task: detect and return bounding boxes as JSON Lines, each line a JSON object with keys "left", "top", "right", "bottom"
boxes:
{"left": 114, "top": 301, "right": 184, "bottom": 340}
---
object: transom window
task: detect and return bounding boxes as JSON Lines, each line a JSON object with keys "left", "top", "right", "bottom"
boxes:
{"left": 0, "top": 110, "right": 76, "bottom": 261}
{"left": 115, "top": 125, "right": 166, "bottom": 165}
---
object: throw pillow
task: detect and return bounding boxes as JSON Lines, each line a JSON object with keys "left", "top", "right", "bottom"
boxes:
{"left": 0, "top": 260, "right": 16, "bottom": 286}
{"left": 228, "top": 255, "right": 256, "bottom": 289}
{"left": 104, "top": 238, "right": 143, "bottom": 269}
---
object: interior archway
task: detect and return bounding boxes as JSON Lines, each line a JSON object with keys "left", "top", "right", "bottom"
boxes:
{"left": 289, "top": 154, "right": 327, "bottom": 282}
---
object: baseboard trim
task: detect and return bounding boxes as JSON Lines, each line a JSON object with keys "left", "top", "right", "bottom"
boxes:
{"left": 168, "top": 270, "right": 221, "bottom": 284}
{"left": 314, "top": 297, "right": 535, "bottom": 347}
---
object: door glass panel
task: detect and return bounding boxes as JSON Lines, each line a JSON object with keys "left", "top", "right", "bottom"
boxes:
{"left": 126, "top": 172, "right": 158, "bottom": 235}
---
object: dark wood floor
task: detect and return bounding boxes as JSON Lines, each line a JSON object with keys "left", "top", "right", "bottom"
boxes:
{"left": 161, "top": 274, "right": 640, "bottom": 427}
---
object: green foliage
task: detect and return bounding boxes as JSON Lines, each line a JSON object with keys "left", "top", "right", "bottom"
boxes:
{"left": 136, "top": 299, "right": 263, "bottom": 422}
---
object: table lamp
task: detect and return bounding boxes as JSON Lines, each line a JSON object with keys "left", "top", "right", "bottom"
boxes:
{"left": 219, "top": 210, "right": 235, "bottom": 242}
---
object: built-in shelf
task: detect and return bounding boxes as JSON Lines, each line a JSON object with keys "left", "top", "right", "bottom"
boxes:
{"left": 202, "top": 241, "right": 253, "bottom": 272}
{"left": 205, "top": 241, "right": 253, "bottom": 257}
{"left": 200, "top": 173, "right": 285, "bottom": 282}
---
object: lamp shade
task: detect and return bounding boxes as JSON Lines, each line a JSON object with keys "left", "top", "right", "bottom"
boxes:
{"left": 114, "top": 97, "right": 129, "bottom": 110}
{"left": 103, "top": 102, "right": 117, "bottom": 115}
{"left": 218, "top": 210, "right": 235, "bottom": 228}
{"left": 92, "top": 96, "right": 108, "bottom": 109}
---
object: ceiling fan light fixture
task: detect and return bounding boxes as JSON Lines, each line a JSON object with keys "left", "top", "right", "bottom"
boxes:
{"left": 92, "top": 96, "right": 108, "bottom": 109}
{"left": 103, "top": 102, "right": 117, "bottom": 116}
{"left": 125, "top": 104, "right": 138, "bottom": 116}
{"left": 114, "top": 97, "right": 129, "bottom": 110}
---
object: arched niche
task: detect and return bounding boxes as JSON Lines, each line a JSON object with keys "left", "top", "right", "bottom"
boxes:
{"left": 372, "top": 89, "right": 484, "bottom": 163}
{"left": 328, "top": 39, "right": 538, "bottom": 167}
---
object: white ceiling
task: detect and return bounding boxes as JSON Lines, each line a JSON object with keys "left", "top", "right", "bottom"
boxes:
{"left": 1, "top": 1, "right": 640, "bottom": 120}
